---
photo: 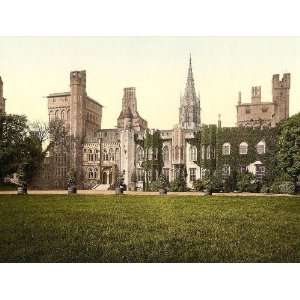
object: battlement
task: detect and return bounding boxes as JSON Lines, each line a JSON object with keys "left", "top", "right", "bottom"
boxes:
{"left": 251, "top": 86, "right": 261, "bottom": 104}
{"left": 272, "top": 73, "right": 290, "bottom": 89}
{"left": 70, "top": 70, "right": 86, "bottom": 87}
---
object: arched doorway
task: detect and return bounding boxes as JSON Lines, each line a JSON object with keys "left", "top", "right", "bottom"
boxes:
{"left": 102, "top": 172, "right": 107, "bottom": 184}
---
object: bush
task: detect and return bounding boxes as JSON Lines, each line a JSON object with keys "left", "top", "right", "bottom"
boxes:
{"left": 236, "top": 172, "right": 257, "bottom": 192}
{"left": 202, "top": 172, "right": 223, "bottom": 193}
{"left": 261, "top": 185, "right": 270, "bottom": 193}
{"left": 170, "top": 177, "right": 187, "bottom": 192}
{"left": 278, "top": 181, "right": 295, "bottom": 194}
{"left": 193, "top": 179, "right": 204, "bottom": 191}
{"left": 149, "top": 174, "right": 169, "bottom": 191}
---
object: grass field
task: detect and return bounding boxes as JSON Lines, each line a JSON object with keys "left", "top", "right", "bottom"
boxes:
{"left": 0, "top": 194, "right": 299, "bottom": 263}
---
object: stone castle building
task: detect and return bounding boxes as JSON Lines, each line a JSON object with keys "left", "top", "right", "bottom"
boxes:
{"left": 236, "top": 73, "right": 290, "bottom": 127}
{"left": 0, "top": 57, "right": 292, "bottom": 190}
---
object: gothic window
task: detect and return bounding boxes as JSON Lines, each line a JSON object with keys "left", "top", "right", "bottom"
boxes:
{"left": 137, "top": 147, "right": 144, "bottom": 161}
{"left": 103, "top": 149, "right": 109, "bottom": 161}
{"left": 94, "top": 168, "right": 98, "bottom": 179}
{"left": 222, "top": 143, "right": 231, "bottom": 155}
{"left": 190, "top": 146, "right": 197, "bottom": 161}
{"left": 189, "top": 168, "right": 196, "bottom": 182}
{"left": 109, "top": 148, "right": 114, "bottom": 161}
{"left": 153, "top": 148, "right": 158, "bottom": 160}
{"left": 137, "top": 169, "right": 144, "bottom": 181}
{"left": 67, "top": 110, "right": 70, "bottom": 121}
{"left": 49, "top": 110, "right": 54, "bottom": 121}
{"left": 61, "top": 110, "right": 65, "bottom": 120}
{"left": 239, "top": 142, "right": 248, "bottom": 155}
{"left": 174, "top": 146, "right": 179, "bottom": 160}
{"left": 256, "top": 140, "right": 266, "bottom": 154}
{"left": 211, "top": 147, "right": 215, "bottom": 159}
{"left": 201, "top": 145, "right": 205, "bottom": 160}
{"left": 206, "top": 145, "right": 210, "bottom": 159}
{"left": 246, "top": 107, "right": 251, "bottom": 114}
{"left": 163, "top": 146, "right": 169, "bottom": 162}
{"left": 88, "top": 149, "right": 93, "bottom": 161}
{"left": 222, "top": 164, "right": 231, "bottom": 177}
{"left": 115, "top": 148, "right": 120, "bottom": 162}
{"left": 55, "top": 110, "right": 59, "bottom": 120}
{"left": 88, "top": 168, "right": 94, "bottom": 179}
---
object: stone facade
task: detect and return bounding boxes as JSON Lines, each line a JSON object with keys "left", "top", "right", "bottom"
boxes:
{"left": 30, "top": 57, "right": 291, "bottom": 190}
{"left": 236, "top": 73, "right": 290, "bottom": 128}
{"left": 0, "top": 76, "right": 6, "bottom": 114}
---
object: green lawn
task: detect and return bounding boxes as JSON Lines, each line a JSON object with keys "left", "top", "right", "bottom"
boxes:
{"left": 0, "top": 194, "right": 299, "bottom": 262}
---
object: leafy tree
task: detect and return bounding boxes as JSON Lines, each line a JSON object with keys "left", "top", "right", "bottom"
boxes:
{"left": 277, "top": 113, "right": 300, "bottom": 184}
{"left": 0, "top": 114, "right": 28, "bottom": 182}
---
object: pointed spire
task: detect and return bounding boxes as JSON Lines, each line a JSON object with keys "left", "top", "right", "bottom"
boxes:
{"left": 187, "top": 53, "right": 194, "bottom": 82}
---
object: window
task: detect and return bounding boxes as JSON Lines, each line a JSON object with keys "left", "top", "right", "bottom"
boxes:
{"left": 88, "top": 168, "right": 94, "bottom": 179}
{"left": 55, "top": 110, "right": 59, "bottom": 120}
{"left": 239, "top": 142, "right": 248, "bottom": 155}
{"left": 61, "top": 110, "right": 65, "bottom": 120}
{"left": 201, "top": 145, "right": 205, "bottom": 160}
{"left": 137, "top": 169, "right": 144, "bottom": 181}
{"left": 137, "top": 147, "right": 144, "bottom": 161}
{"left": 246, "top": 107, "right": 251, "bottom": 114}
{"left": 115, "top": 148, "right": 120, "bottom": 162}
{"left": 256, "top": 140, "right": 266, "bottom": 154}
{"left": 88, "top": 149, "right": 93, "bottom": 161}
{"left": 222, "top": 143, "right": 231, "bottom": 155}
{"left": 163, "top": 146, "right": 169, "bottom": 162}
{"left": 162, "top": 168, "right": 169, "bottom": 181}
{"left": 240, "top": 165, "right": 247, "bottom": 173}
{"left": 153, "top": 148, "right": 158, "bottom": 160}
{"left": 190, "top": 146, "right": 197, "bottom": 161}
{"left": 103, "top": 149, "right": 109, "bottom": 161}
{"left": 256, "top": 165, "right": 265, "bottom": 181}
{"left": 206, "top": 145, "right": 210, "bottom": 159}
{"left": 109, "top": 148, "right": 114, "bottom": 161}
{"left": 189, "top": 168, "right": 196, "bottom": 182}
{"left": 174, "top": 146, "right": 179, "bottom": 160}
{"left": 222, "top": 164, "right": 231, "bottom": 177}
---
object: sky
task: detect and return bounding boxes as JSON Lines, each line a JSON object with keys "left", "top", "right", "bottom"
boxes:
{"left": 1, "top": 37, "right": 300, "bottom": 129}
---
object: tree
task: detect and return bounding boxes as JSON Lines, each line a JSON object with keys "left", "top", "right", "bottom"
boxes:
{"left": 277, "top": 113, "right": 300, "bottom": 184}
{"left": 0, "top": 113, "right": 28, "bottom": 182}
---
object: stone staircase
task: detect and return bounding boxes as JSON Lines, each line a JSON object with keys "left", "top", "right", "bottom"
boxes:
{"left": 92, "top": 184, "right": 110, "bottom": 191}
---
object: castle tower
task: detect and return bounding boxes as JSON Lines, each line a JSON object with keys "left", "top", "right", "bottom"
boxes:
{"left": 272, "top": 73, "right": 290, "bottom": 124}
{"left": 70, "top": 70, "right": 86, "bottom": 138}
{"left": 69, "top": 71, "right": 87, "bottom": 183}
{"left": 117, "top": 87, "right": 148, "bottom": 131}
{"left": 0, "top": 76, "right": 5, "bottom": 114}
{"left": 179, "top": 55, "right": 201, "bottom": 130}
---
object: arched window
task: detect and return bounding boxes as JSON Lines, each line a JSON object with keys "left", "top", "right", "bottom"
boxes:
{"left": 137, "top": 147, "right": 144, "bottom": 161}
{"left": 55, "top": 110, "right": 59, "bottom": 120}
{"left": 174, "top": 146, "right": 179, "bottom": 160}
{"left": 67, "top": 110, "right": 70, "bottom": 121}
{"left": 201, "top": 145, "right": 205, "bottom": 159}
{"left": 61, "top": 110, "right": 65, "bottom": 120}
{"left": 190, "top": 146, "right": 197, "bottom": 161}
{"left": 49, "top": 110, "right": 54, "bottom": 121}
{"left": 115, "top": 148, "right": 120, "bottom": 162}
{"left": 206, "top": 145, "right": 210, "bottom": 159}
{"left": 103, "top": 149, "right": 109, "bottom": 161}
{"left": 222, "top": 164, "right": 231, "bottom": 177}
{"left": 109, "top": 148, "right": 114, "bottom": 161}
{"left": 88, "top": 168, "right": 93, "bottom": 179}
{"left": 94, "top": 168, "right": 98, "bottom": 179}
{"left": 222, "top": 143, "right": 231, "bottom": 155}
{"left": 88, "top": 149, "right": 93, "bottom": 161}
{"left": 239, "top": 142, "right": 248, "bottom": 155}
{"left": 163, "top": 146, "right": 169, "bottom": 162}
{"left": 257, "top": 140, "right": 266, "bottom": 154}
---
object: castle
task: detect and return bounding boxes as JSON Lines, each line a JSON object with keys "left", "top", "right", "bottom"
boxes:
{"left": 0, "top": 57, "right": 291, "bottom": 190}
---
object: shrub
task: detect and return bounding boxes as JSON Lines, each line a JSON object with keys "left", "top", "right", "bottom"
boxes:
{"left": 170, "top": 177, "right": 187, "bottom": 192}
{"left": 278, "top": 181, "right": 295, "bottom": 194}
{"left": 261, "top": 185, "right": 270, "bottom": 193}
{"left": 236, "top": 172, "right": 256, "bottom": 192}
{"left": 149, "top": 174, "right": 169, "bottom": 191}
{"left": 202, "top": 172, "right": 223, "bottom": 193}
{"left": 193, "top": 179, "right": 204, "bottom": 191}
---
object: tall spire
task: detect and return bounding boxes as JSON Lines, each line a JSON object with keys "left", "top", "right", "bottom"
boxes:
{"left": 184, "top": 54, "right": 196, "bottom": 101}
{"left": 178, "top": 55, "right": 201, "bottom": 129}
